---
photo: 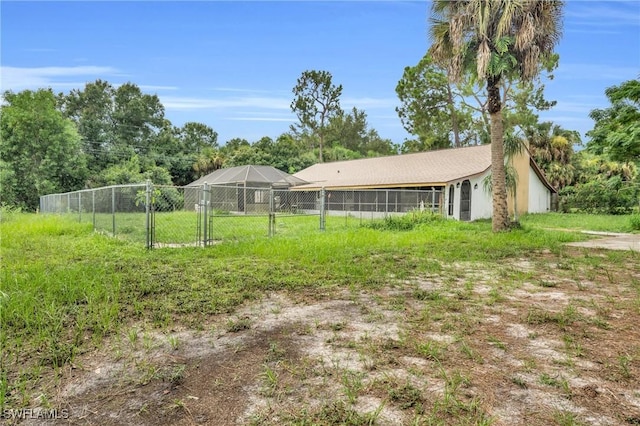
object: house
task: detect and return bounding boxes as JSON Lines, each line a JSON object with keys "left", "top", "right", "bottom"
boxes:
{"left": 291, "top": 144, "right": 556, "bottom": 221}
{"left": 186, "top": 165, "right": 307, "bottom": 214}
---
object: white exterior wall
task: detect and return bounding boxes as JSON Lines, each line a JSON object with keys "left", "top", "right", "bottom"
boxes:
{"left": 445, "top": 167, "right": 552, "bottom": 221}
{"left": 528, "top": 167, "right": 552, "bottom": 213}
{"left": 469, "top": 171, "right": 493, "bottom": 220}
{"left": 445, "top": 170, "right": 493, "bottom": 221}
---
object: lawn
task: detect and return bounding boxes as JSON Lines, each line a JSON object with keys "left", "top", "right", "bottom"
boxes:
{"left": 1, "top": 211, "right": 638, "bottom": 425}
{"left": 65, "top": 210, "right": 367, "bottom": 246}
{"left": 520, "top": 212, "right": 639, "bottom": 233}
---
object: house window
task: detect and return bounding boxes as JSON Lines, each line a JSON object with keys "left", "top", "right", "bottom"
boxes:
{"left": 254, "top": 190, "right": 268, "bottom": 204}
{"left": 448, "top": 185, "right": 454, "bottom": 216}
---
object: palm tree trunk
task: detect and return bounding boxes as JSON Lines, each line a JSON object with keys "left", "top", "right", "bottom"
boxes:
{"left": 447, "top": 82, "right": 461, "bottom": 147}
{"left": 487, "top": 76, "right": 510, "bottom": 232}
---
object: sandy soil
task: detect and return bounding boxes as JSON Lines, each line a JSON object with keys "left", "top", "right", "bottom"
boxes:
{"left": 16, "top": 248, "right": 640, "bottom": 426}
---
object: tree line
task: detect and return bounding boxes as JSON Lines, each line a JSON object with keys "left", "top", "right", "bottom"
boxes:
{"left": 0, "top": 77, "right": 398, "bottom": 210}
{"left": 2, "top": 1, "right": 638, "bottom": 220}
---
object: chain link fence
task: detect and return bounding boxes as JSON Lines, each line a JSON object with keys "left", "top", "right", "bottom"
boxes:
{"left": 40, "top": 182, "right": 443, "bottom": 248}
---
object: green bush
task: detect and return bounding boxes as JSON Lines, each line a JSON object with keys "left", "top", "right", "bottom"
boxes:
{"left": 559, "top": 177, "right": 639, "bottom": 214}
{"left": 630, "top": 214, "right": 640, "bottom": 231}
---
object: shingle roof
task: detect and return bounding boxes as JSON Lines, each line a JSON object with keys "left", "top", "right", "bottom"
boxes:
{"left": 292, "top": 144, "right": 493, "bottom": 190}
{"left": 188, "top": 165, "right": 307, "bottom": 187}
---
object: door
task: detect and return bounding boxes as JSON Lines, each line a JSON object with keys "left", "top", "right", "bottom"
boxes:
{"left": 459, "top": 180, "right": 471, "bottom": 221}
{"left": 237, "top": 184, "right": 245, "bottom": 213}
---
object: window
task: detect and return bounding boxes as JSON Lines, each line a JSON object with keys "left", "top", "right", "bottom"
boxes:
{"left": 448, "top": 185, "right": 454, "bottom": 216}
{"left": 254, "top": 189, "right": 268, "bottom": 204}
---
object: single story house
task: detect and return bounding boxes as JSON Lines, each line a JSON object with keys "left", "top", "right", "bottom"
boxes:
{"left": 186, "top": 165, "right": 307, "bottom": 214}
{"left": 291, "top": 144, "right": 556, "bottom": 221}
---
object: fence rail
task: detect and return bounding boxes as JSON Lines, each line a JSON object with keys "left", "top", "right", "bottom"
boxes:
{"left": 40, "top": 182, "right": 443, "bottom": 248}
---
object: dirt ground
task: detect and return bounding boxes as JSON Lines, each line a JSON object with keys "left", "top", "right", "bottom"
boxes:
{"left": 568, "top": 232, "right": 640, "bottom": 252}
{"left": 18, "top": 246, "right": 640, "bottom": 426}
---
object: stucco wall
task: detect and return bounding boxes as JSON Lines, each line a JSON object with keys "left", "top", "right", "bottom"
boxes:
{"left": 445, "top": 170, "right": 493, "bottom": 221}
{"left": 528, "top": 167, "right": 551, "bottom": 213}
{"left": 470, "top": 171, "right": 493, "bottom": 220}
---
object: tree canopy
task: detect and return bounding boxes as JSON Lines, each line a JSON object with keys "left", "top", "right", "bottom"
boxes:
{"left": 1, "top": 89, "right": 88, "bottom": 210}
{"left": 291, "top": 70, "right": 343, "bottom": 163}
{"left": 587, "top": 78, "right": 640, "bottom": 163}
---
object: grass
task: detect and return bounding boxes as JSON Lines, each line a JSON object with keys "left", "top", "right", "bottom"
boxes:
{"left": 0, "top": 210, "right": 635, "bottom": 414}
{"left": 520, "top": 212, "right": 638, "bottom": 233}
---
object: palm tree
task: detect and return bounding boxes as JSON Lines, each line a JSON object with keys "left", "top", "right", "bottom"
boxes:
{"left": 429, "top": 0, "right": 563, "bottom": 231}
{"left": 526, "top": 121, "right": 579, "bottom": 189}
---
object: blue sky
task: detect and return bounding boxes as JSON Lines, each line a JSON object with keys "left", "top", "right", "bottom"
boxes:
{"left": 2, "top": 1, "right": 639, "bottom": 147}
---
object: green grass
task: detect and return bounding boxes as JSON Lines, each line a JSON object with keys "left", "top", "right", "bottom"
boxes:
{"left": 63, "top": 210, "right": 350, "bottom": 245}
{"left": 520, "top": 212, "right": 637, "bottom": 233}
{"left": 0, "top": 211, "right": 606, "bottom": 409}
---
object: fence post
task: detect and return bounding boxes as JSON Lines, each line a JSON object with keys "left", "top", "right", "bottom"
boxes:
{"left": 145, "top": 179, "right": 152, "bottom": 249}
{"left": 268, "top": 188, "right": 275, "bottom": 237}
{"left": 78, "top": 192, "right": 82, "bottom": 223}
{"left": 320, "top": 187, "right": 326, "bottom": 231}
{"left": 432, "top": 188, "right": 436, "bottom": 212}
{"left": 385, "top": 190, "right": 389, "bottom": 218}
{"left": 92, "top": 190, "right": 96, "bottom": 230}
{"left": 203, "top": 182, "right": 208, "bottom": 247}
{"left": 112, "top": 186, "right": 116, "bottom": 236}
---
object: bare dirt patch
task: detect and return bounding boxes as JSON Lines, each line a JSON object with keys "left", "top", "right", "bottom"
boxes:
{"left": 18, "top": 248, "right": 640, "bottom": 425}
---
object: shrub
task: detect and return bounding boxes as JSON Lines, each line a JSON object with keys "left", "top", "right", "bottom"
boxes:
{"left": 630, "top": 214, "right": 640, "bottom": 231}
{"left": 559, "top": 177, "right": 639, "bottom": 214}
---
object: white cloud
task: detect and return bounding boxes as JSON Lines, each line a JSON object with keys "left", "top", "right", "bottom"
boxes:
{"left": 224, "top": 117, "right": 294, "bottom": 122}
{"left": 160, "top": 95, "right": 291, "bottom": 111}
{"left": 0, "top": 65, "right": 120, "bottom": 92}
{"left": 566, "top": 2, "right": 640, "bottom": 27}
{"left": 555, "top": 63, "right": 639, "bottom": 81}
{"left": 209, "top": 87, "right": 289, "bottom": 95}
{"left": 138, "top": 85, "right": 179, "bottom": 91}
{"left": 551, "top": 101, "right": 599, "bottom": 114}
{"left": 342, "top": 96, "right": 399, "bottom": 109}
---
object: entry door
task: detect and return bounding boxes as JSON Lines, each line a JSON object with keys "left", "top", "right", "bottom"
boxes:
{"left": 237, "top": 184, "right": 245, "bottom": 213}
{"left": 459, "top": 180, "right": 471, "bottom": 221}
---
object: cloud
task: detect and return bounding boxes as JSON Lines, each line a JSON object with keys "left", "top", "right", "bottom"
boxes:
{"left": 551, "top": 101, "right": 599, "bottom": 114}
{"left": 224, "top": 117, "right": 294, "bottom": 122}
{"left": 160, "top": 95, "right": 291, "bottom": 111}
{"left": 342, "top": 96, "right": 399, "bottom": 109}
{"left": 556, "top": 63, "right": 639, "bottom": 81}
{"left": 0, "top": 65, "right": 120, "bottom": 92}
{"left": 209, "top": 87, "right": 289, "bottom": 95}
{"left": 566, "top": 2, "right": 640, "bottom": 27}
{"left": 138, "top": 85, "right": 179, "bottom": 91}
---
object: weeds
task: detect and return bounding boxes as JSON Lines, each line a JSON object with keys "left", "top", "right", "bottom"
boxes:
{"left": 618, "top": 354, "right": 633, "bottom": 379}
{"left": 260, "top": 364, "right": 278, "bottom": 397}
{"left": 225, "top": 317, "right": 252, "bottom": 333}
{"left": 417, "top": 341, "right": 446, "bottom": 362}
{"left": 387, "top": 381, "right": 423, "bottom": 410}
{"left": 363, "top": 210, "right": 443, "bottom": 231}
{"left": 341, "top": 370, "right": 364, "bottom": 404}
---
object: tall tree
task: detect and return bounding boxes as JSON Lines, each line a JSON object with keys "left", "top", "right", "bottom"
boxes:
{"left": 178, "top": 122, "right": 219, "bottom": 154}
{"left": 526, "top": 121, "right": 580, "bottom": 190}
{"left": 587, "top": 78, "right": 640, "bottom": 163}
{"left": 59, "top": 80, "right": 166, "bottom": 176}
{"left": 396, "top": 54, "right": 473, "bottom": 149}
{"left": 429, "top": 0, "right": 564, "bottom": 231}
{"left": 291, "top": 70, "right": 343, "bottom": 163}
{"left": 58, "top": 79, "right": 115, "bottom": 173}
{"left": 1, "top": 89, "right": 88, "bottom": 210}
